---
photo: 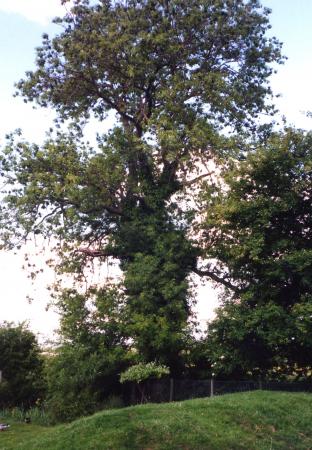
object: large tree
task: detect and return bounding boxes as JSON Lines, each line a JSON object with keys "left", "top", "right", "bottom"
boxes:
{"left": 0, "top": 0, "right": 282, "bottom": 373}
{"left": 201, "top": 129, "right": 312, "bottom": 378}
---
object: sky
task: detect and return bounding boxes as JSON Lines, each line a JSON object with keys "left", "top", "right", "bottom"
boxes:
{"left": 0, "top": 0, "right": 312, "bottom": 341}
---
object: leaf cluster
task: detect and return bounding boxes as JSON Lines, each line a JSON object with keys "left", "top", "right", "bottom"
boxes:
{"left": 120, "top": 362, "right": 169, "bottom": 384}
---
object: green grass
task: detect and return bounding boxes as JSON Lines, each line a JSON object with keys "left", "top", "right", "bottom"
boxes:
{"left": 1, "top": 391, "right": 312, "bottom": 449}
{"left": 0, "top": 407, "right": 52, "bottom": 426}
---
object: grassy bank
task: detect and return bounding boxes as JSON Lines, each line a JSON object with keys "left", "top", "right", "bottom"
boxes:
{"left": 1, "top": 391, "right": 312, "bottom": 449}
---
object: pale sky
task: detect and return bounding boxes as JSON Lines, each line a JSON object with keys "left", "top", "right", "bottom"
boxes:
{"left": 0, "top": 0, "right": 71, "bottom": 24}
{"left": 0, "top": 0, "right": 312, "bottom": 341}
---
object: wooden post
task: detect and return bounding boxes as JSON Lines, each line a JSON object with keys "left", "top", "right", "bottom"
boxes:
{"left": 210, "top": 378, "right": 214, "bottom": 397}
{"left": 169, "top": 378, "right": 174, "bottom": 402}
{"left": 0, "top": 371, "right": 2, "bottom": 383}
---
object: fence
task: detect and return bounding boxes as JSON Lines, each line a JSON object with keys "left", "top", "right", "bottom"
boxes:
{"left": 122, "top": 378, "right": 312, "bottom": 405}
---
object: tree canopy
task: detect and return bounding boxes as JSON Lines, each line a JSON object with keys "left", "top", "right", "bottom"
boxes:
{"left": 0, "top": 0, "right": 283, "bottom": 373}
{"left": 202, "top": 129, "right": 312, "bottom": 378}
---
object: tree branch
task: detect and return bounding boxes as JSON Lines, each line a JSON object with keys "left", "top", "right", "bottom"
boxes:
{"left": 34, "top": 206, "right": 61, "bottom": 229}
{"left": 182, "top": 172, "right": 212, "bottom": 187}
{"left": 76, "top": 247, "right": 119, "bottom": 258}
{"left": 193, "top": 267, "right": 240, "bottom": 293}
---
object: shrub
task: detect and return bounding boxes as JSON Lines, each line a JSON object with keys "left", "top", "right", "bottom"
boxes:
{"left": 120, "top": 362, "right": 169, "bottom": 403}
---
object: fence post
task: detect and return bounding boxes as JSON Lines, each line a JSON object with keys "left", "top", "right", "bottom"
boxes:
{"left": 0, "top": 370, "right": 2, "bottom": 383}
{"left": 210, "top": 378, "right": 214, "bottom": 397}
{"left": 169, "top": 378, "right": 174, "bottom": 402}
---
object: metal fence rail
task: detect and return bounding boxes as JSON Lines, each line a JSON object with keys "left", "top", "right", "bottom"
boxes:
{"left": 123, "top": 378, "right": 312, "bottom": 405}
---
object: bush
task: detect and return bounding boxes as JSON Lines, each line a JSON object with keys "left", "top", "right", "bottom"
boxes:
{"left": 0, "top": 322, "right": 45, "bottom": 408}
{"left": 120, "top": 362, "right": 170, "bottom": 403}
{"left": 45, "top": 344, "right": 128, "bottom": 422}
{"left": 120, "top": 362, "right": 170, "bottom": 384}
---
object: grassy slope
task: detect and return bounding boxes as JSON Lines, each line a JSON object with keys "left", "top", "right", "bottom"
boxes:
{"left": 1, "top": 391, "right": 312, "bottom": 450}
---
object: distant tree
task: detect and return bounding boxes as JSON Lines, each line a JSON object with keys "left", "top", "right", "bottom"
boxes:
{"left": 201, "top": 129, "right": 312, "bottom": 378}
{"left": 0, "top": 0, "right": 283, "bottom": 373}
{"left": 0, "top": 322, "right": 45, "bottom": 407}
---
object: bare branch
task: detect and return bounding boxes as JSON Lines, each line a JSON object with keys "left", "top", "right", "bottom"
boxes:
{"left": 76, "top": 247, "right": 119, "bottom": 258}
{"left": 182, "top": 172, "right": 213, "bottom": 187}
{"left": 34, "top": 206, "right": 61, "bottom": 228}
{"left": 193, "top": 267, "right": 240, "bottom": 293}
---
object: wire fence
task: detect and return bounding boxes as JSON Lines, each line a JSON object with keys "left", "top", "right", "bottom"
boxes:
{"left": 122, "top": 378, "right": 312, "bottom": 405}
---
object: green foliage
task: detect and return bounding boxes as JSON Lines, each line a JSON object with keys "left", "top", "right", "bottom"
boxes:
{"left": 2, "top": 392, "right": 312, "bottom": 450}
{"left": 183, "top": 337, "right": 213, "bottom": 379}
{"left": 45, "top": 286, "right": 131, "bottom": 421}
{"left": 0, "top": 322, "right": 46, "bottom": 408}
{"left": 207, "top": 302, "right": 297, "bottom": 379}
{"left": 16, "top": 0, "right": 282, "bottom": 131}
{"left": 121, "top": 223, "right": 198, "bottom": 374}
{"left": 201, "top": 129, "right": 312, "bottom": 378}
{"left": 120, "top": 361, "right": 170, "bottom": 404}
{"left": 45, "top": 345, "right": 102, "bottom": 422}
{"left": 0, "top": 1, "right": 283, "bottom": 376}
{"left": 120, "top": 362, "right": 169, "bottom": 384}
{"left": 0, "top": 406, "right": 52, "bottom": 426}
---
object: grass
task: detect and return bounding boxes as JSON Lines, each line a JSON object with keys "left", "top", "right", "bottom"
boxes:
{"left": 1, "top": 391, "right": 312, "bottom": 449}
{"left": 0, "top": 407, "right": 52, "bottom": 426}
